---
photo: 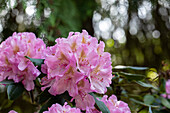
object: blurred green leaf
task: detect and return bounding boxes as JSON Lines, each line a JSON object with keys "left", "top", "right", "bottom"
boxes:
{"left": 147, "top": 71, "right": 158, "bottom": 81}
{"left": 89, "top": 93, "right": 110, "bottom": 113}
{"left": 114, "top": 65, "right": 149, "bottom": 70}
{"left": 25, "top": 56, "right": 44, "bottom": 67}
{"left": 29, "top": 90, "right": 34, "bottom": 103}
{"left": 7, "top": 83, "right": 25, "bottom": 100}
{"left": 21, "top": 0, "right": 27, "bottom": 9}
{"left": 0, "top": 80, "right": 14, "bottom": 85}
{"left": 0, "top": 99, "right": 13, "bottom": 109}
{"left": 119, "top": 72, "right": 145, "bottom": 80}
{"left": 37, "top": 89, "right": 52, "bottom": 104}
{"left": 136, "top": 81, "right": 158, "bottom": 90}
{"left": 160, "top": 78, "right": 166, "bottom": 92}
{"left": 39, "top": 97, "right": 55, "bottom": 113}
{"left": 49, "top": 15, "right": 56, "bottom": 27}
{"left": 130, "top": 98, "right": 159, "bottom": 108}
{"left": 39, "top": 97, "right": 54, "bottom": 113}
{"left": 160, "top": 97, "right": 170, "bottom": 109}
{"left": 39, "top": 96, "right": 64, "bottom": 113}
{"left": 138, "top": 109, "right": 148, "bottom": 113}
{"left": 144, "top": 94, "right": 155, "bottom": 105}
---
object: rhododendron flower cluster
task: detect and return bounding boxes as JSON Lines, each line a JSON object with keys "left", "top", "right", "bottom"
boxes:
{"left": 8, "top": 95, "right": 131, "bottom": 113}
{"left": 0, "top": 32, "right": 46, "bottom": 91}
{"left": 8, "top": 102, "right": 81, "bottom": 113}
{"left": 41, "top": 30, "right": 112, "bottom": 110}
{"left": 161, "top": 79, "right": 170, "bottom": 99}
{"left": 85, "top": 94, "right": 131, "bottom": 113}
{"left": 2, "top": 30, "right": 132, "bottom": 113}
{"left": 43, "top": 102, "right": 81, "bottom": 113}
{"left": 101, "top": 95, "right": 131, "bottom": 113}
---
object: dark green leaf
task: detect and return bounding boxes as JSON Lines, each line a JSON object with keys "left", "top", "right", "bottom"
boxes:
{"left": 29, "top": 90, "right": 34, "bottom": 103}
{"left": 39, "top": 96, "right": 65, "bottom": 113}
{"left": 89, "top": 93, "right": 110, "bottom": 113}
{"left": 25, "top": 56, "right": 44, "bottom": 67}
{"left": 7, "top": 83, "right": 25, "bottom": 100}
{"left": 119, "top": 72, "right": 145, "bottom": 80}
{"left": 114, "top": 65, "right": 149, "bottom": 70}
{"left": 37, "top": 88, "right": 52, "bottom": 104}
{"left": 160, "top": 97, "right": 170, "bottom": 109}
{"left": 144, "top": 94, "right": 155, "bottom": 105}
{"left": 39, "top": 97, "right": 55, "bottom": 113}
{"left": 130, "top": 98, "right": 159, "bottom": 108}
{"left": 0, "top": 80, "right": 14, "bottom": 85}
{"left": 49, "top": 15, "right": 56, "bottom": 27}
{"left": 136, "top": 81, "right": 158, "bottom": 90}
{"left": 160, "top": 78, "right": 166, "bottom": 92}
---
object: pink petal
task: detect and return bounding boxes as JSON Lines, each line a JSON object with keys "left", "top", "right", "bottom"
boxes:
{"left": 18, "top": 61, "right": 28, "bottom": 71}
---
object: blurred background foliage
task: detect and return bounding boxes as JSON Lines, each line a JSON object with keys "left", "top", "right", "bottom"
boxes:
{"left": 0, "top": 0, "right": 170, "bottom": 113}
{"left": 0, "top": 0, "right": 169, "bottom": 68}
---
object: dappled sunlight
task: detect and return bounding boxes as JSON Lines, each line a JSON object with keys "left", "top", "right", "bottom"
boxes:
{"left": 93, "top": 0, "right": 170, "bottom": 66}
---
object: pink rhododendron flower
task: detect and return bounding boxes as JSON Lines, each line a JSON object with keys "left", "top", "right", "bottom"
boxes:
{"left": 165, "top": 79, "right": 170, "bottom": 98}
{"left": 74, "top": 78, "right": 95, "bottom": 110}
{"left": 41, "top": 44, "right": 84, "bottom": 97}
{"left": 161, "top": 79, "right": 170, "bottom": 99}
{"left": 0, "top": 32, "right": 46, "bottom": 91}
{"left": 8, "top": 110, "right": 17, "bottom": 113}
{"left": 86, "top": 108, "right": 101, "bottom": 113}
{"left": 41, "top": 30, "right": 112, "bottom": 110}
{"left": 101, "top": 95, "right": 131, "bottom": 113}
{"left": 43, "top": 102, "right": 81, "bottom": 113}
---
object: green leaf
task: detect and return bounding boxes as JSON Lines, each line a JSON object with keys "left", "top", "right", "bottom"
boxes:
{"left": 130, "top": 98, "right": 159, "bottom": 108}
{"left": 160, "top": 78, "right": 166, "bottom": 92}
{"left": 25, "top": 56, "right": 44, "bottom": 67}
{"left": 39, "top": 96, "right": 64, "bottom": 113}
{"left": 147, "top": 71, "right": 158, "bottom": 81}
{"left": 114, "top": 65, "right": 149, "bottom": 70}
{"left": 7, "top": 83, "right": 25, "bottom": 100}
{"left": 0, "top": 80, "right": 14, "bottom": 84}
{"left": 39, "top": 98, "right": 54, "bottom": 113}
{"left": 49, "top": 15, "right": 56, "bottom": 27}
{"left": 160, "top": 97, "right": 170, "bottom": 109}
{"left": 37, "top": 88, "right": 52, "bottom": 104}
{"left": 29, "top": 90, "right": 34, "bottom": 103}
{"left": 136, "top": 81, "right": 158, "bottom": 90}
{"left": 144, "top": 94, "right": 155, "bottom": 105}
{"left": 89, "top": 93, "right": 110, "bottom": 113}
{"left": 119, "top": 72, "right": 145, "bottom": 80}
